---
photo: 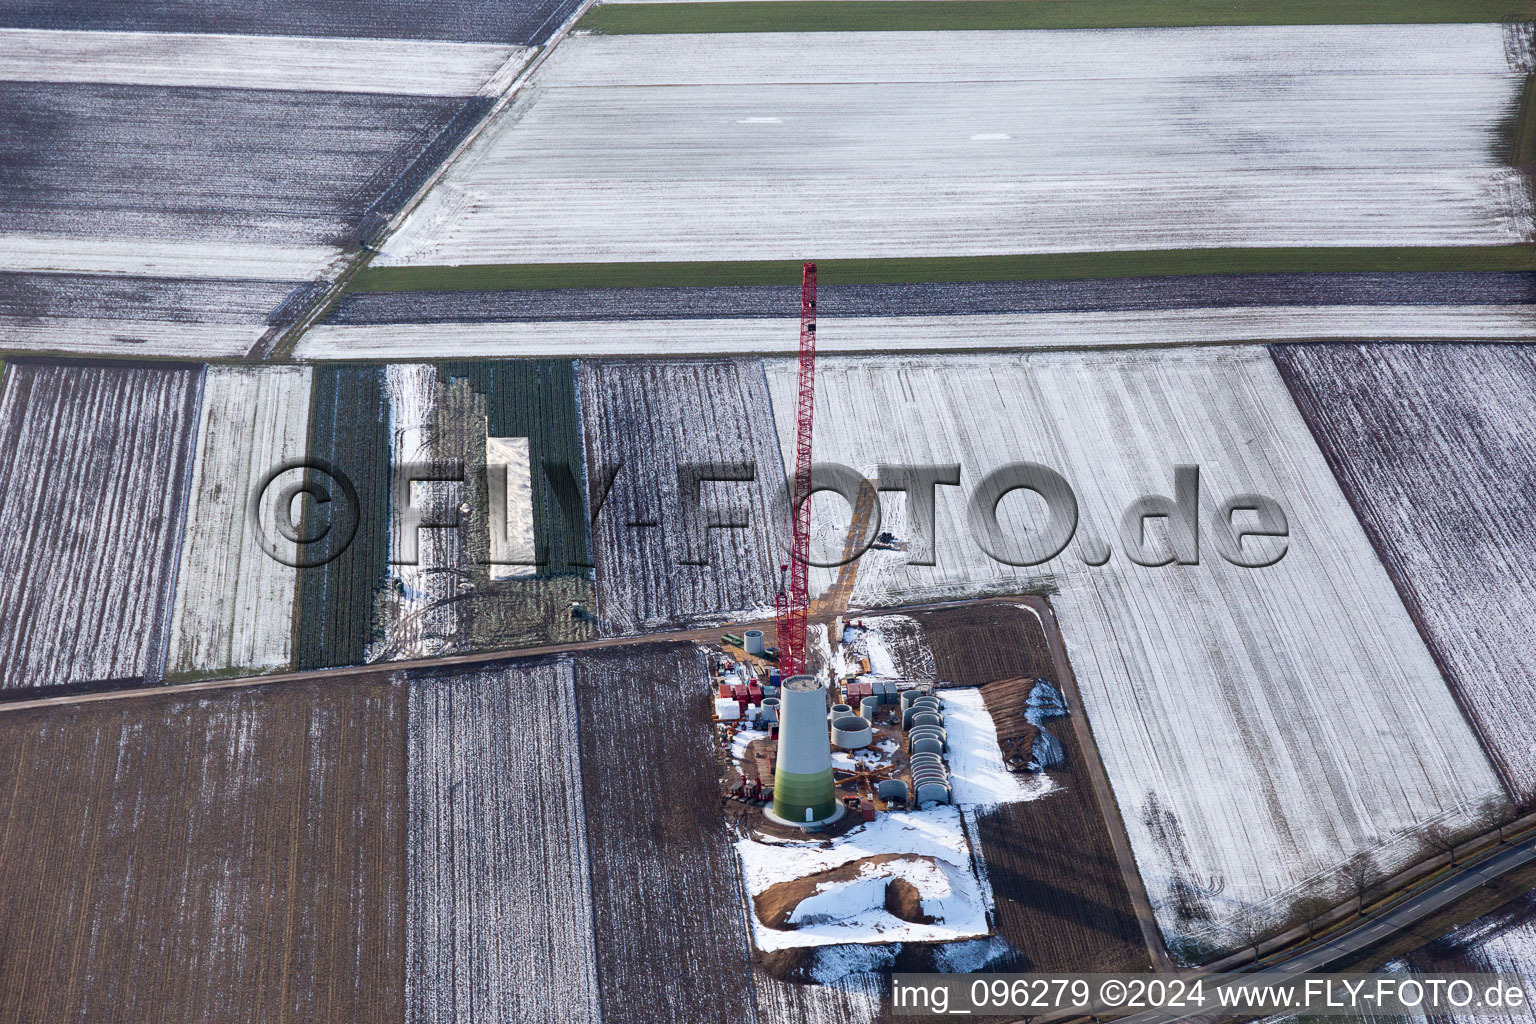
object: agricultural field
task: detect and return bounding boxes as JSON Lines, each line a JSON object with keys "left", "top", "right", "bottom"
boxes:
{"left": 0, "top": 0, "right": 585, "bottom": 44}
{"left": 295, "top": 363, "right": 393, "bottom": 671}
{"left": 0, "top": 676, "right": 406, "bottom": 1023}
{"left": 569, "top": 644, "right": 758, "bottom": 1024}
{"left": 766, "top": 348, "right": 1509, "bottom": 956}
{"left": 165, "top": 364, "right": 312, "bottom": 679}
{"left": 0, "top": 27, "right": 532, "bottom": 356}
{"left": 1406, "top": 890, "right": 1536, "bottom": 1024}
{"left": 0, "top": 360, "right": 201, "bottom": 691}
{"left": 378, "top": 25, "right": 1532, "bottom": 269}
{"left": 1274, "top": 342, "right": 1536, "bottom": 808}
{"left": 578, "top": 359, "right": 783, "bottom": 634}
{"left": 914, "top": 604, "right": 1153, "bottom": 972}
{"left": 297, "top": 361, "right": 595, "bottom": 671}
{"left": 328, "top": 269, "right": 1536, "bottom": 322}
{"left": 297, "top": 304, "right": 1536, "bottom": 359}
{"left": 406, "top": 659, "right": 600, "bottom": 1024}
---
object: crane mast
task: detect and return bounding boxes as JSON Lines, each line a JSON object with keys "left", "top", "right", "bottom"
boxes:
{"left": 775, "top": 261, "right": 817, "bottom": 677}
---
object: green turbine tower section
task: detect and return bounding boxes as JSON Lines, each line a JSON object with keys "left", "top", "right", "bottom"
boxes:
{"left": 772, "top": 675, "right": 839, "bottom": 826}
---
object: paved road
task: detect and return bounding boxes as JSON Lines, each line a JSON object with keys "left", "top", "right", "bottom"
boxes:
{"left": 1106, "top": 836, "right": 1536, "bottom": 1024}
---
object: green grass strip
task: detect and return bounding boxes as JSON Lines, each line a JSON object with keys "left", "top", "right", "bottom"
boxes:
{"left": 578, "top": 0, "right": 1535, "bottom": 35}
{"left": 350, "top": 247, "right": 1536, "bottom": 293}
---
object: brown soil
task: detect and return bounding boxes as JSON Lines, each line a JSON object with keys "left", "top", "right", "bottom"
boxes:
{"left": 754, "top": 854, "right": 940, "bottom": 929}
{"left": 916, "top": 603, "right": 1151, "bottom": 973}
{"left": 885, "top": 877, "right": 936, "bottom": 925}
{"left": 571, "top": 643, "right": 758, "bottom": 1024}
{"left": 0, "top": 675, "right": 406, "bottom": 1024}
{"left": 977, "top": 676, "right": 1044, "bottom": 772}
{"left": 912, "top": 603, "right": 1055, "bottom": 686}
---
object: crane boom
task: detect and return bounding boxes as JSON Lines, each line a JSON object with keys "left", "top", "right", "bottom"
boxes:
{"left": 776, "top": 262, "right": 817, "bottom": 676}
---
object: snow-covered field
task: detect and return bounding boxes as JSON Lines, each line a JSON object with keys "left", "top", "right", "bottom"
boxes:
{"left": 0, "top": 235, "right": 344, "bottom": 281}
{"left": 379, "top": 24, "right": 1532, "bottom": 266}
{"left": 485, "top": 435, "right": 537, "bottom": 580}
{"left": 0, "top": 28, "right": 525, "bottom": 95}
{"left": 736, "top": 807, "right": 991, "bottom": 950}
{"left": 0, "top": 23, "right": 522, "bottom": 358}
{"left": 1275, "top": 343, "right": 1536, "bottom": 806}
{"left": 1410, "top": 897, "right": 1536, "bottom": 1024}
{"left": 166, "top": 365, "right": 312, "bottom": 678}
{"left": 374, "top": 364, "right": 468, "bottom": 661}
{"left": 408, "top": 661, "right": 601, "bottom": 1024}
{"left": 295, "top": 305, "right": 1536, "bottom": 360}
{"left": 0, "top": 361, "right": 202, "bottom": 690}
{"left": 764, "top": 347, "right": 1508, "bottom": 951}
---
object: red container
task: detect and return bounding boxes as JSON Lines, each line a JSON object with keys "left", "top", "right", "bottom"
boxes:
{"left": 861, "top": 805, "right": 877, "bottom": 822}
{"left": 718, "top": 683, "right": 732, "bottom": 698}
{"left": 747, "top": 683, "right": 764, "bottom": 705}
{"left": 732, "top": 684, "right": 749, "bottom": 701}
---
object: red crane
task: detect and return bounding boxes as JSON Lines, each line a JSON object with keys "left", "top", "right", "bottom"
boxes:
{"left": 775, "top": 261, "right": 817, "bottom": 677}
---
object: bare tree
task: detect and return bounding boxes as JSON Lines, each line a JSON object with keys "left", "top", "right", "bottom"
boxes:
{"left": 1293, "top": 895, "right": 1333, "bottom": 938}
{"left": 1227, "top": 902, "right": 1271, "bottom": 949}
{"left": 1420, "top": 822, "right": 1460, "bottom": 866}
{"left": 1341, "top": 852, "right": 1380, "bottom": 915}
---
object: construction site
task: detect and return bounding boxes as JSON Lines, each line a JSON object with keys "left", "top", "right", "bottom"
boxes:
{"left": 6, "top": 4, "right": 1536, "bottom": 1022}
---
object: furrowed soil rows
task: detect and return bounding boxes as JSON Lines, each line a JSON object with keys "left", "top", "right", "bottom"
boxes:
{"left": 579, "top": 360, "right": 782, "bottom": 634}
{"left": 916, "top": 604, "right": 1151, "bottom": 972}
{"left": 0, "top": 675, "right": 405, "bottom": 1022}
{"left": 571, "top": 644, "right": 757, "bottom": 1024}
{"left": 295, "top": 363, "right": 390, "bottom": 670}
{"left": 1273, "top": 342, "right": 1536, "bottom": 806}
{"left": 406, "top": 658, "right": 600, "bottom": 1024}
{"left": 296, "top": 304, "right": 1536, "bottom": 361}
{"left": 166, "top": 364, "right": 312, "bottom": 679}
{"left": 767, "top": 349, "right": 1507, "bottom": 954}
{"left": 0, "top": 0, "right": 585, "bottom": 45}
{"left": 0, "top": 359, "right": 201, "bottom": 691}
{"left": 0, "top": 29, "right": 521, "bottom": 95}
{"left": 0, "top": 82, "right": 471, "bottom": 250}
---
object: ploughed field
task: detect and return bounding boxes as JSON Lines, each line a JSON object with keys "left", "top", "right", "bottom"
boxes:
{"left": 1274, "top": 341, "right": 1536, "bottom": 808}
{"left": 915, "top": 603, "right": 1153, "bottom": 973}
{"left": 0, "top": 358, "right": 596, "bottom": 690}
{"left": 0, "top": 26, "right": 535, "bottom": 355}
{"left": 0, "top": 676, "right": 407, "bottom": 1023}
{"left": 0, "top": 360, "right": 201, "bottom": 691}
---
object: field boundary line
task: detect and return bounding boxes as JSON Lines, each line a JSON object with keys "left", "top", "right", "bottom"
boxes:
{"left": 0, "top": 594, "right": 1043, "bottom": 712}
{"left": 1025, "top": 595, "right": 1176, "bottom": 973}
{"left": 257, "top": 0, "right": 604, "bottom": 360}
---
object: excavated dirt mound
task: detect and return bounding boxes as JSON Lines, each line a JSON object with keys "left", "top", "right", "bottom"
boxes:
{"left": 883, "top": 876, "right": 935, "bottom": 925}
{"left": 754, "top": 854, "right": 940, "bottom": 930}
